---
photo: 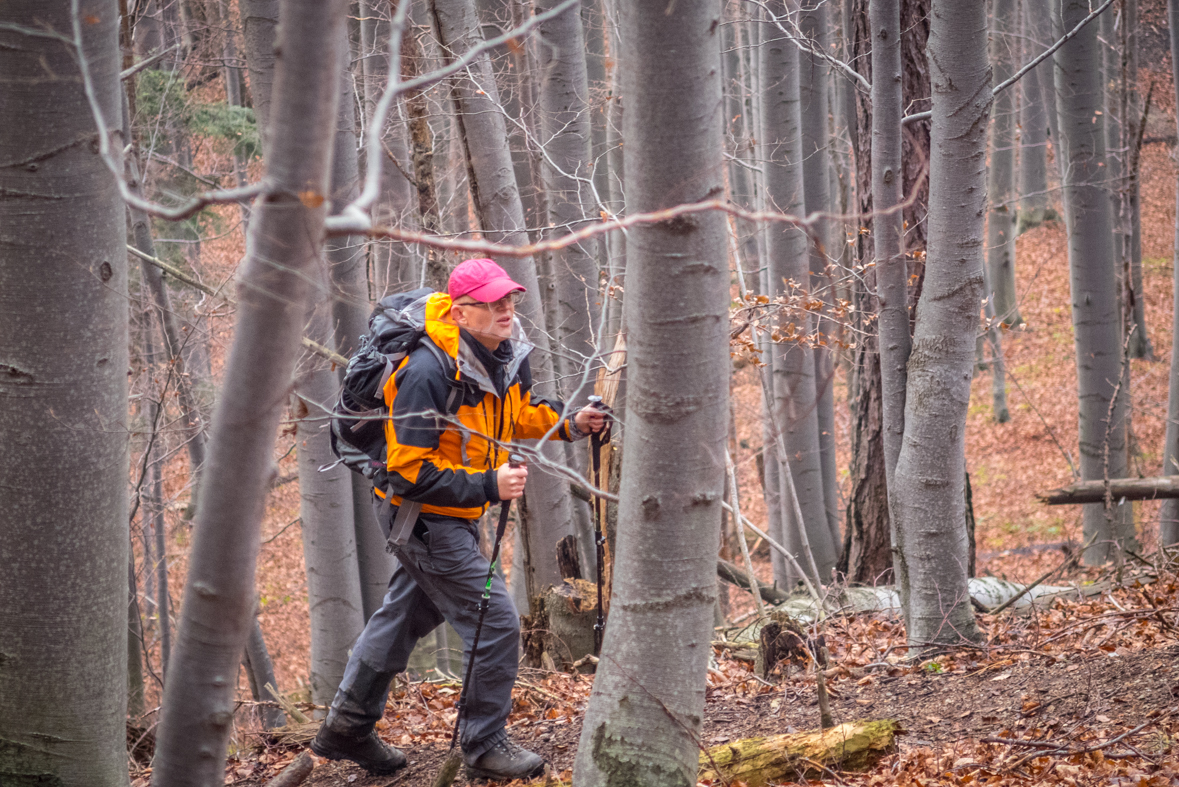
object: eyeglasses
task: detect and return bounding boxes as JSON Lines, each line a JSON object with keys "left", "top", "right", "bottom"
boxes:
{"left": 455, "top": 290, "right": 524, "bottom": 312}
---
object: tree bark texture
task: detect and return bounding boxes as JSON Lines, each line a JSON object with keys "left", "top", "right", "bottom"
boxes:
{"left": 1052, "top": 0, "right": 1135, "bottom": 565}
{"left": 572, "top": 2, "right": 728, "bottom": 784}
{"left": 869, "top": 0, "right": 907, "bottom": 501}
{"left": 761, "top": 0, "right": 839, "bottom": 585}
{"left": 986, "top": 0, "right": 1022, "bottom": 327}
{"left": 151, "top": 1, "right": 349, "bottom": 782}
{"left": 891, "top": 0, "right": 987, "bottom": 647}
{"left": 361, "top": 0, "right": 421, "bottom": 295}
{"left": 799, "top": 0, "right": 841, "bottom": 549}
{"left": 242, "top": 0, "right": 280, "bottom": 148}
{"left": 1018, "top": 0, "right": 1052, "bottom": 231}
{"left": 536, "top": 0, "right": 600, "bottom": 407}
{"left": 1161, "top": 0, "right": 1179, "bottom": 547}
{"left": 430, "top": 0, "right": 578, "bottom": 603}
{"left": 0, "top": 4, "right": 130, "bottom": 785}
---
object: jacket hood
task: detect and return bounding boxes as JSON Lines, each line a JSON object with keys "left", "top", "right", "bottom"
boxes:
{"left": 423, "top": 292, "right": 531, "bottom": 397}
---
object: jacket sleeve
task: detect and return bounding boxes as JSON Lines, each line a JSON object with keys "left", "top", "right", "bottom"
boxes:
{"left": 384, "top": 350, "right": 500, "bottom": 506}
{"left": 512, "top": 355, "right": 580, "bottom": 442}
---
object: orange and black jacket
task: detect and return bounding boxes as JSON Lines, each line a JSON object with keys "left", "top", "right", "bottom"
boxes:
{"left": 377, "top": 292, "right": 580, "bottom": 520}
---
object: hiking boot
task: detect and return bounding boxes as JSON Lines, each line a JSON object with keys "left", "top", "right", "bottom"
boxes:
{"left": 464, "top": 738, "right": 545, "bottom": 781}
{"left": 310, "top": 725, "right": 407, "bottom": 775}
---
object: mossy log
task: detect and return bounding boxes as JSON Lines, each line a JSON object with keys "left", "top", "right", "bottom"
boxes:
{"left": 698, "top": 720, "right": 898, "bottom": 786}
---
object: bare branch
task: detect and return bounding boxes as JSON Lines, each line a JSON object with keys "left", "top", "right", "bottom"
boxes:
{"left": 902, "top": 0, "right": 1115, "bottom": 125}
{"left": 120, "top": 45, "right": 183, "bottom": 81}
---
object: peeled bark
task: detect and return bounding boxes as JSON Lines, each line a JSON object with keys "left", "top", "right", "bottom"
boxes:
{"left": 430, "top": 0, "right": 578, "bottom": 604}
{"left": 891, "top": 0, "right": 985, "bottom": 647}
{"left": 986, "top": 0, "right": 1022, "bottom": 327}
{"left": 0, "top": 4, "right": 130, "bottom": 785}
{"left": 761, "top": 0, "right": 838, "bottom": 585}
{"left": 151, "top": 1, "right": 349, "bottom": 781}
{"left": 572, "top": 3, "right": 728, "bottom": 784}
{"left": 1161, "top": 0, "right": 1179, "bottom": 547}
{"left": 1053, "top": 0, "right": 1135, "bottom": 565}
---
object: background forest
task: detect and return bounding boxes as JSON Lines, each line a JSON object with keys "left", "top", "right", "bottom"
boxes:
{"left": 5, "top": 0, "right": 1179, "bottom": 785}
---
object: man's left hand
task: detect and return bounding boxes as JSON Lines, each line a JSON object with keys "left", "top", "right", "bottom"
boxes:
{"left": 575, "top": 405, "right": 608, "bottom": 435}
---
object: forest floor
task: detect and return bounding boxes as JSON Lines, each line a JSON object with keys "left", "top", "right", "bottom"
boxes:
{"left": 131, "top": 81, "right": 1179, "bottom": 786}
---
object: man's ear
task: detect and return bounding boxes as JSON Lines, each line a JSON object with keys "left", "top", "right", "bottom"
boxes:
{"left": 449, "top": 305, "right": 465, "bottom": 326}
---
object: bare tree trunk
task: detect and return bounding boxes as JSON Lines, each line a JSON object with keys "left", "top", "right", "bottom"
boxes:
{"left": 1123, "top": 0, "right": 1150, "bottom": 360}
{"left": 1052, "top": 0, "right": 1135, "bottom": 565}
{"left": 1018, "top": 0, "right": 1052, "bottom": 231}
{"left": 0, "top": 3, "right": 130, "bottom": 785}
{"left": 799, "top": 0, "right": 841, "bottom": 550}
{"left": 573, "top": 3, "right": 727, "bottom": 782}
{"left": 244, "top": 614, "right": 287, "bottom": 729}
{"left": 537, "top": 0, "right": 600, "bottom": 404}
{"left": 761, "top": 0, "right": 838, "bottom": 585}
{"left": 891, "top": 0, "right": 986, "bottom": 647}
{"left": 870, "top": 0, "right": 907, "bottom": 501}
{"left": 361, "top": 0, "right": 420, "bottom": 295}
{"left": 986, "top": 0, "right": 1022, "bottom": 327}
{"left": 430, "top": 0, "right": 578, "bottom": 604}
{"left": 151, "top": 1, "right": 349, "bottom": 781}
{"left": 1159, "top": 0, "right": 1179, "bottom": 547}
{"left": 242, "top": 0, "right": 279, "bottom": 146}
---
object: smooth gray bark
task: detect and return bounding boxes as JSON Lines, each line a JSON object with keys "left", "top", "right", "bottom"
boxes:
{"left": 799, "top": 0, "right": 841, "bottom": 549}
{"left": 1018, "top": 0, "right": 1052, "bottom": 230}
{"left": 361, "top": 0, "right": 421, "bottom": 295}
{"left": 0, "top": 3, "right": 130, "bottom": 785}
{"left": 572, "top": 3, "right": 727, "bottom": 783}
{"left": 430, "top": 0, "right": 578, "bottom": 605}
{"left": 986, "top": 0, "right": 1022, "bottom": 327}
{"left": 870, "top": 0, "right": 907, "bottom": 500}
{"left": 243, "top": 613, "right": 287, "bottom": 729}
{"left": 1159, "top": 0, "right": 1179, "bottom": 546}
{"left": 761, "top": 0, "right": 839, "bottom": 586}
{"left": 242, "top": 0, "right": 279, "bottom": 146}
{"left": 151, "top": 1, "right": 349, "bottom": 781}
{"left": 1122, "top": 0, "right": 1150, "bottom": 359}
{"left": 537, "top": 0, "right": 600, "bottom": 405}
{"left": 1053, "top": 0, "right": 1135, "bottom": 565}
{"left": 891, "top": 0, "right": 986, "bottom": 647}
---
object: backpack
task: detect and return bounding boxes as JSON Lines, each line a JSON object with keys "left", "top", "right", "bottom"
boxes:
{"left": 327, "top": 288, "right": 460, "bottom": 488}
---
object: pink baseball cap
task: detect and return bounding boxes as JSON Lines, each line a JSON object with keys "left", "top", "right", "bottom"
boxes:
{"left": 448, "top": 258, "right": 525, "bottom": 303}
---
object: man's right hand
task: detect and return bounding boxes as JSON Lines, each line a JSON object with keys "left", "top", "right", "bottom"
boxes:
{"left": 497, "top": 462, "right": 528, "bottom": 500}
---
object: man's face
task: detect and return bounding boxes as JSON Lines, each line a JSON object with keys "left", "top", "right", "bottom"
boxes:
{"left": 451, "top": 291, "right": 522, "bottom": 350}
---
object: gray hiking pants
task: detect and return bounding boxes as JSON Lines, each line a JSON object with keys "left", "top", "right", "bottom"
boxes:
{"left": 323, "top": 501, "right": 519, "bottom": 758}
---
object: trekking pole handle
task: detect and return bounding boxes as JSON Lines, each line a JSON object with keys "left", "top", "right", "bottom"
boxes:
{"left": 508, "top": 453, "right": 526, "bottom": 469}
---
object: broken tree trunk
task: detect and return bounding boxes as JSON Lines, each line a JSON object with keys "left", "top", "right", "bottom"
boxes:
{"left": 717, "top": 559, "right": 791, "bottom": 605}
{"left": 521, "top": 580, "right": 599, "bottom": 671}
{"left": 1038, "top": 477, "right": 1179, "bottom": 505}
{"left": 697, "top": 720, "right": 899, "bottom": 787}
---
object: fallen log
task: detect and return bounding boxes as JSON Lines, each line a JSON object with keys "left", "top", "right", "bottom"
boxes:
{"left": 717, "top": 558, "right": 791, "bottom": 605}
{"left": 1037, "top": 476, "right": 1179, "bottom": 505}
{"left": 263, "top": 751, "right": 313, "bottom": 787}
{"left": 698, "top": 719, "right": 898, "bottom": 786}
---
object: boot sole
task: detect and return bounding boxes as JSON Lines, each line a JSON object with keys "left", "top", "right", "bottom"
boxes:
{"left": 464, "top": 761, "right": 545, "bottom": 782}
{"left": 309, "top": 739, "right": 407, "bottom": 775}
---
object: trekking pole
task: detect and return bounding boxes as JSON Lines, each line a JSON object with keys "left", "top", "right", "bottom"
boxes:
{"left": 587, "top": 396, "right": 612, "bottom": 656}
{"left": 434, "top": 453, "right": 525, "bottom": 787}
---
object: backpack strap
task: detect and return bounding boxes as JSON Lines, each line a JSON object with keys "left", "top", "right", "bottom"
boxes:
{"left": 385, "top": 498, "right": 422, "bottom": 552}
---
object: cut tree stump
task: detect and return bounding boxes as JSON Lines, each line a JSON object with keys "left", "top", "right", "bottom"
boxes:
{"left": 698, "top": 720, "right": 898, "bottom": 786}
{"left": 521, "top": 579, "right": 599, "bottom": 671}
{"left": 1037, "top": 476, "right": 1179, "bottom": 504}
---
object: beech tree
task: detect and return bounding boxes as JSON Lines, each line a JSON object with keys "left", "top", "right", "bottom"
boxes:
{"left": 985, "top": 0, "right": 1021, "bottom": 328}
{"left": 891, "top": 0, "right": 986, "bottom": 647}
{"left": 1052, "top": 0, "right": 1135, "bottom": 565}
{"left": 572, "top": 1, "right": 728, "bottom": 782}
{"left": 151, "top": 0, "right": 351, "bottom": 780}
{"left": 761, "top": 0, "right": 839, "bottom": 585}
{"left": 0, "top": 3, "right": 130, "bottom": 785}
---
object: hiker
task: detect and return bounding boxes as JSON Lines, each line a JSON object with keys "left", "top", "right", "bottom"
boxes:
{"left": 311, "top": 259, "right": 607, "bottom": 780}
